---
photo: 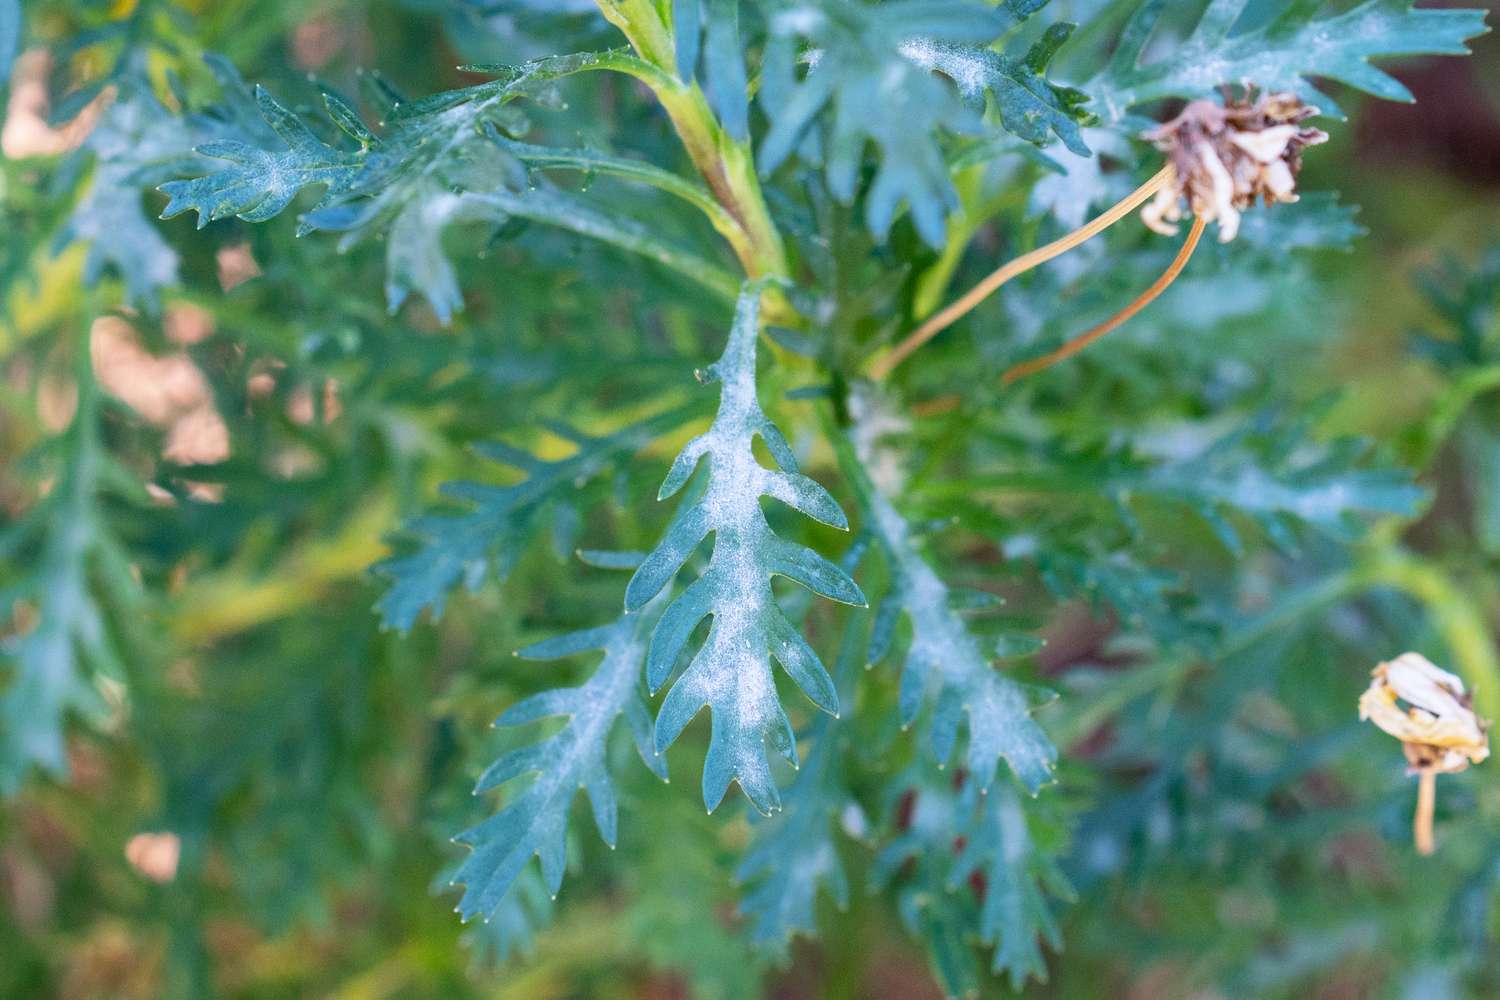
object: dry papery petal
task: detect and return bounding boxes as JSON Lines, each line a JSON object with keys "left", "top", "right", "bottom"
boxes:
{"left": 1141, "top": 89, "right": 1328, "bottom": 243}
{"left": 1358, "top": 652, "right": 1490, "bottom": 774}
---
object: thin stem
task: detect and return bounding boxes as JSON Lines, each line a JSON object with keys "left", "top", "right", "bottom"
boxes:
{"left": 499, "top": 140, "right": 739, "bottom": 237}
{"left": 1000, "top": 214, "right": 1205, "bottom": 385}
{"left": 868, "top": 165, "right": 1174, "bottom": 381}
{"left": 1415, "top": 770, "right": 1436, "bottom": 856}
{"left": 594, "top": 0, "right": 789, "bottom": 284}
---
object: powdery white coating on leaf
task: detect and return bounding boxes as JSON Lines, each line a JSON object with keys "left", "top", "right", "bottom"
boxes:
{"left": 950, "top": 785, "right": 1072, "bottom": 988}
{"left": 156, "top": 51, "right": 746, "bottom": 318}
{"left": 452, "top": 597, "right": 667, "bottom": 922}
{"left": 376, "top": 408, "right": 689, "bottom": 632}
{"left": 896, "top": 31, "right": 1092, "bottom": 158}
{"left": 735, "top": 562, "right": 866, "bottom": 952}
{"left": 850, "top": 431, "right": 1056, "bottom": 795}
{"left": 869, "top": 765, "right": 1070, "bottom": 993}
{"left": 1094, "top": 0, "right": 1490, "bottom": 122}
{"left": 628, "top": 285, "right": 863, "bottom": 815}
{"left": 899, "top": 37, "right": 986, "bottom": 96}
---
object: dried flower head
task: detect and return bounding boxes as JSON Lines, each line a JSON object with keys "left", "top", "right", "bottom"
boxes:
{"left": 1359, "top": 652, "right": 1490, "bottom": 774}
{"left": 1141, "top": 89, "right": 1328, "bottom": 243}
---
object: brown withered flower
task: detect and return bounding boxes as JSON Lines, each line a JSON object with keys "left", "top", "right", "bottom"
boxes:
{"left": 1359, "top": 652, "right": 1491, "bottom": 855}
{"left": 1141, "top": 89, "right": 1328, "bottom": 243}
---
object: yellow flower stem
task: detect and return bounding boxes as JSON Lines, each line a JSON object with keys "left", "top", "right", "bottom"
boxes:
{"left": 867, "top": 165, "right": 1174, "bottom": 382}
{"left": 1415, "top": 769, "right": 1437, "bottom": 856}
{"left": 1001, "top": 214, "right": 1206, "bottom": 385}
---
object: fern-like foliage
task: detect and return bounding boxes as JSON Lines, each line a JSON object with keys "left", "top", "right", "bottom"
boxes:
{"left": 0, "top": 380, "right": 140, "bottom": 793}
{"left": 942, "top": 413, "right": 1427, "bottom": 558}
{"left": 952, "top": 784, "right": 1072, "bottom": 987}
{"left": 757, "top": 0, "right": 1091, "bottom": 246}
{"left": 377, "top": 407, "right": 695, "bottom": 631}
{"left": 54, "top": 84, "right": 197, "bottom": 309}
{"left": 458, "top": 867, "right": 554, "bottom": 967}
{"left": 1095, "top": 0, "right": 1490, "bottom": 120}
{"left": 1131, "top": 418, "right": 1426, "bottom": 554}
{"left": 624, "top": 284, "right": 864, "bottom": 814}
{"left": 873, "top": 771, "right": 1071, "bottom": 991}
{"left": 897, "top": 21, "right": 1093, "bottom": 155}
{"left": 159, "top": 51, "right": 739, "bottom": 319}
{"left": 453, "top": 578, "right": 667, "bottom": 920}
{"left": 839, "top": 430, "right": 1056, "bottom": 794}
{"left": 734, "top": 538, "right": 868, "bottom": 950}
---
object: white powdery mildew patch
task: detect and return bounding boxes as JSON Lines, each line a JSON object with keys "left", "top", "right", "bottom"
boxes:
{"left": 629, "top": 286, "right": 862, "bottom": 815}
{"left": 863, "top": 466, "right": 1055, "bottom": 794}
{"left": 898, "top": 37, "right": 986, "bottom": 98}
{"left": 453, "top": 600, "right": 665, "bottom": 921}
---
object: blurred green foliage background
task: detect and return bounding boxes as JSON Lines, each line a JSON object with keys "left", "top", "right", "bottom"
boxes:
{"left": 5, "top": 1, "right": 1500, "bottom": 998}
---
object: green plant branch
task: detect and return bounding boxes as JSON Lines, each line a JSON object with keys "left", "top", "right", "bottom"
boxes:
{"left": 467, "top": 188, "right": 741, "bottom": 303}
{"left": 594, "top": 0, "right": 791, "bottom": 298}
{"left": 499, "top": 139, "right": 738, "bottom": 235}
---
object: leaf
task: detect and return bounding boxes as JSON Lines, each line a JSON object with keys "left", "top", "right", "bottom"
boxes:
{"left": 55, "top": 86, "right": 199, "bottom": 309}
{"left": 950, "top": 784, "right": 1073, "bottom": 988}
{"left": 1134, "top": 416, "right": 1427, "bottom": 553}
{"left": 944, "top": 413, "right": 1428, "bottom": 557}
{"left": 759, "top": 0, "right": 1090, "bottom": 246}
{"left": 1096, "top": 0, "right": 1491, "bottom": 120}
{"left": 735, "top": 541, "right": 867, "bottom": 951}
{"left": 869, "top": 771, "right": 978, "bottom": 996}
{"left": 1, "top": 380, "right": 137, "bottom": 794}
{"left": 1035, "top": 546, "right": 1186, "bottom": 640}
{"left": 897, "top": 21, "right": 1093, "bottom": 158}
{"left": 627, "top": 284, "right": 864, "bottom": 815}
{"left": 837, "top": 427, "right": 1056, "bottom": 794}
{"left": 160, "top": 51, "right": 739, "bottom": 316}
{"left": 1233, "top": 192, "right": 1365, "bottom": 255}
{"left": 871, "top": 768, "right": 1070, "bottom": 991}
{"left": 452, "top": 596, "right": 668, "bottom": 920}
{"left": 457, "top": 867, "right": 554, "bottom": 968}
{"left": 703, "top": 0, "right": 750, "bottom": 142}
{"left": 376, "top": 407, "right": 695, "bottom": 632}
{"left": 158, "top": 86, "right": 361, "bottom": 227}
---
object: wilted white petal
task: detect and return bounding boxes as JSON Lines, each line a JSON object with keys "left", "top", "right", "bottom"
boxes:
{"left": 1228, "top": 124, "right": 1300, "bottom": 163}
{"left": 1359, "top": 652, "right": 1490, "bottom": 773}
{"left": 1196, "top": 144, "right": 1240, "bottom": 242}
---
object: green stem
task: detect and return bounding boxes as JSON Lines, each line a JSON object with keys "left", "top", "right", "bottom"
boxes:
{"left": 594, "top": 0, "right": 790, "bottom": 295}
{"left": 910, "top": 167, "right": 1030, "bottom": 321}
{"left": 468, "top": 187, "right": 742, "bottom": 304}
{"left": 501, "top": 139, "right": 736, "bottom": 233}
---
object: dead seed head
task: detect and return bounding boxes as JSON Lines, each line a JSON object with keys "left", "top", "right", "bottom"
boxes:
{"left": 1358, "top": 652, "right": 1490, "bottom": 775}
{"left": 1141, "top": 88, "right": 1328, "bottom": 243}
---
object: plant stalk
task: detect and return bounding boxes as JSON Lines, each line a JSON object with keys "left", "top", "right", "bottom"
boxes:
{"left": 1000, "top": 215, "right": 1205, "bottom": 384}
{"left": 1415, "top": 769, "right": 1437, "bottom": 856}
{"left": 869, "top": 166, "right": 1173, "bottom": 381}
{"left": 595, "top": 0, "right": 790, "bottom": 296}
